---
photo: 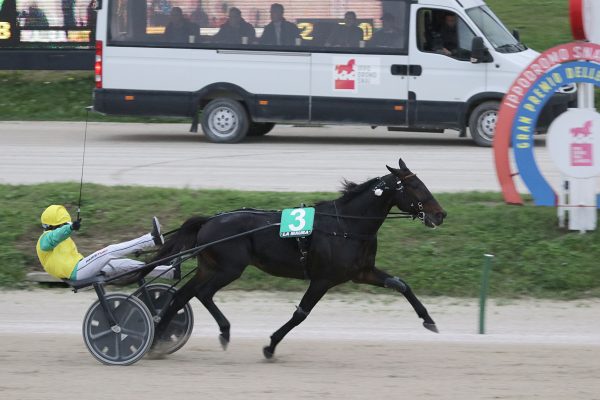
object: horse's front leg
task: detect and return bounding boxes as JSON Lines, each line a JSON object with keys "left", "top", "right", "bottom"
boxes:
{"left": 263, "top": 279, "right": 333, "bottom": 359}
{"left": 352, "top": 267, "right": 438, "bottom": 333}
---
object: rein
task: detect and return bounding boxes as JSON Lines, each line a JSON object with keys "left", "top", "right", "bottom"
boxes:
{"left": 162, "top": 176, "right": 421, "bottom": 237}
{"left": 211, "top": 207, "right": 413, "bottom": 220}
{"left": 314, "top": 211, "right": 412, "bottom": 220}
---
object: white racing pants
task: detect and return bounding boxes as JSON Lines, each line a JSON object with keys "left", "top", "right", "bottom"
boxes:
{"left": 74, "top": 233, "right": 173, "bottom": 280}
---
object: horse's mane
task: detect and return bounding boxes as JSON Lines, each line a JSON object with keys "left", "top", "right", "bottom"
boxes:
{"left": 316, "top": 177, "right": 379, "bottom": 205}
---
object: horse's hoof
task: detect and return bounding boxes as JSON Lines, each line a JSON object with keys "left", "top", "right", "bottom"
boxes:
{"left": 423, "top": 322, "right": 439, "bottom": 333}
{"left": 145, "top": 349, "right": 167, "bottom": 360}
{"left": 147, "top": 341, "right": 169, "bottom": 359}
{"left": 219, "top": 334, "right": 229, "bottom": 350}
{"left": 263, "top": 346, "right": 274, "bottom": 359}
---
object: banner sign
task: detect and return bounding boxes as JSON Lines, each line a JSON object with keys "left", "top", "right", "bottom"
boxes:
{"left": 494, "top": 42, "right": 600, "bottom": 206}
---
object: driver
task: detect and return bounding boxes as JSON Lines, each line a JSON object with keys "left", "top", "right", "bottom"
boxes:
{"left": 36, "top": 205, "right": 178, "bottom": 281}
{"left": 433, "top": 13, "right": 458, "bottom": 56}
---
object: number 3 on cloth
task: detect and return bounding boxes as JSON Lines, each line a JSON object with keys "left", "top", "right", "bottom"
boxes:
{"left": 279, "top": 208, "right": 315, "bottom": 238}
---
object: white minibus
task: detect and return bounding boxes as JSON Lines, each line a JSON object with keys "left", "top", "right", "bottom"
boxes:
{"left": 92, "top": 0, "right": 576, "bottom": 146}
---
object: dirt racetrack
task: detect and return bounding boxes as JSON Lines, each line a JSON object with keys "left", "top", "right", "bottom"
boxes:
{"left": 1, "top": 290, "right": 599, "bottom": 400}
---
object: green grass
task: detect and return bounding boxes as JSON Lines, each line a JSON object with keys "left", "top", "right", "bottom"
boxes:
{"left": 486, "top": 0, "right": 572, "bottom": 52}
{"left": 3, "top": 183, "right": 599, "bottom": 299}
{"left": 0, "top": 71, "right": 188, "bottom": 122}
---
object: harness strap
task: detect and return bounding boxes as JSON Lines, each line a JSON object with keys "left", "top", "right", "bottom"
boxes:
{"left": 295, "top": 236, "right": 312, "bottom": 280}
{"left": 314, "top": 228, "right": 377, "bottom": 241}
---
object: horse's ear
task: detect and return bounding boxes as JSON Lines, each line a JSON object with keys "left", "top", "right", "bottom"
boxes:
{"left": 386, "top": 165, "right": 401, "bottom": 176}
{"left": 398, "top": 158, "right": 409, "bottom": 171}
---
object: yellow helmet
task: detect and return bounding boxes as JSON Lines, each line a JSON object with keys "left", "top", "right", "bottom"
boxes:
{"left": 41, "top": 205, "right": 72, "bottom": 228}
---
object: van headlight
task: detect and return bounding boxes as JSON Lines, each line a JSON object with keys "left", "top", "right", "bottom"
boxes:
{"left": 557, "top": 83, "right": 577, "bottom": 94}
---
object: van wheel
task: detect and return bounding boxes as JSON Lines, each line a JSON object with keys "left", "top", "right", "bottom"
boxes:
{"left": 201, "top": 98, "right": 249, "bottom": 143}
{"left": 468, "top": 101, "right": 499, "bottom": 147}
{"left": 247, "top": 122, "right": 275, "bottom": 137}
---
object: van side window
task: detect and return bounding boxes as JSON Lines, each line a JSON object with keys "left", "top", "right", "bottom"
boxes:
{"left": 417, "top": 9, "right": 475, "bottom": 61}
{"left": 367, "top": 1, "right": 408, "bottom": 51}
{"left": 107, "top": 0, "right": 410, "bottom": 54}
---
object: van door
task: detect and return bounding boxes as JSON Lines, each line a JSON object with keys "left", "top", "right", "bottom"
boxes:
{"left": 408, "top": 6, "right": 486, "bottom": 130}
{"left": 309, "top": 0, "right": 410, "bottom": 126}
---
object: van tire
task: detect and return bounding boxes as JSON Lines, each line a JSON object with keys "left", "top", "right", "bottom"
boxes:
{"left": 201, "top": 98, "right": 249, "bottom": 143}
{"left": 468, "top": 101, "right": 499, "bottom": 147}
{"left": 248, "top": 122, "right": 275, "bottom": 137}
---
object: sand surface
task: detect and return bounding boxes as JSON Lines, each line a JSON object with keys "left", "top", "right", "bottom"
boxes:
{"left": 0, "top": 289, "right": 599, "bottom": 399}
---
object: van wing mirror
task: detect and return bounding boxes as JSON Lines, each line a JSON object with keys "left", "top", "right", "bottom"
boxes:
{"left": 512, "top": 29, "right": 520, "bottom": 42}
{"left": 470, "top": 37, "right": 492, "bottom": 63}
{"left": 93, "top": 0, "right": 103, "bottom": 10}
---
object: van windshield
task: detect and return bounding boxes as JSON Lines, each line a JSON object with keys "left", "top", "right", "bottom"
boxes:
{"left": 466, "top": 6, "right": 525, "bottom": 53}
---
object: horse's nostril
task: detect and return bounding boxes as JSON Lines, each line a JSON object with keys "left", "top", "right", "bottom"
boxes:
{"left": 437, "top": 211, "right": 447, "bottom": 220}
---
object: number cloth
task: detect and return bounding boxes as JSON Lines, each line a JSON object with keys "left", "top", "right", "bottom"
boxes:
{"left": 279, "top": 207, "right": 315, "bottom": 238}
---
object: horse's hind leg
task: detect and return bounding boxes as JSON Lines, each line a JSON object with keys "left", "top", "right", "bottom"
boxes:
{"left": 199, "top": 295, "right": 231, "bottom": 349}
{"left": 153, "top": 274, "right": 204, "bottom": 346}
{"left": 352, "top": 267, "right": 438, "bottom": 333}
{"left": 192, "top": 264, "right": 246, "bottom": 349}
{"left": 186, "top": 266, "right": 232, "bottom": 349}
{"left": 263, "top": 279, "right": 333, "bottom": 359}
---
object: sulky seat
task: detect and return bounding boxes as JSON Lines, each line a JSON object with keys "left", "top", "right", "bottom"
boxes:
{"left": 63, "top": 274, "right": 106, "bottom": 291}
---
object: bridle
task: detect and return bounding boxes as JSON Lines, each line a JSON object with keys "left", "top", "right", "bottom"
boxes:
{"left": 372, "top": 173, "right": 435, "bottom": 223}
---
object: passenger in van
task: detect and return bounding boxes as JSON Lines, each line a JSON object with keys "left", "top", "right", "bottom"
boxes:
{"left": 325, "top": 11, "right": 363, "bottom": 47}
{"left": 214, "top": 7, "right": 256, "bottom": 44}
{"left": 260, "top": 3, "right": 301, "bottom": 46}
{"left": 22, "top": 4, "right": 49, "bottom": 27}
{"left": 432, "top": 12, "right": 458, "bottom": 56}
{"left": 164, "top": 7, "right": 197, "bottom": 42}
{"left": 191, "top": 3, "right": 209, "bottom": 28}
{"left": 369, "top": 13, "right": 402, "bottom": 48}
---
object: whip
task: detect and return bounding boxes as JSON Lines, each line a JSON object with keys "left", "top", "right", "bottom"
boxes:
{"left": 77, "top": 106, "right": 92, "bottom": 221}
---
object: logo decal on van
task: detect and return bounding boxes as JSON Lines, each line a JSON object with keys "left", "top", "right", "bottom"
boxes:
{"left": 334, "top": 59, "right": 357, "bottom": 91}
{"left": 333, "top": 58, "right": 381, "bottom": 92}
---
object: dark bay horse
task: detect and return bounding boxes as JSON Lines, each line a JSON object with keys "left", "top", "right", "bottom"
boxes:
{"left": 153, "top": 159, "right": 446, "bottom": 358}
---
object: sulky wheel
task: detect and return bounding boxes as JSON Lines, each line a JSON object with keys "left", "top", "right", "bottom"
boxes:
{"left": 82, "top": 293, "right": 154, "bottom": 366}
{"left": 136, "top": 283, "right": 194, "bottom": 355}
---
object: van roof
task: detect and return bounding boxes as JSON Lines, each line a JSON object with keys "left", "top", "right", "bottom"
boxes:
{"left": 416, "top": 0, "right": 486, "bottom": 10}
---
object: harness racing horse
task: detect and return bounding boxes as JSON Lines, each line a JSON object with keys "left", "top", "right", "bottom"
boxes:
{"left": 152, "top": 159, "right": 447, "bottom": 358}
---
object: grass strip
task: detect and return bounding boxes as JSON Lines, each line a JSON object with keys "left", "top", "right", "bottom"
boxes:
{"left": 2, "top": 183, "right": 599, "bottom": 299}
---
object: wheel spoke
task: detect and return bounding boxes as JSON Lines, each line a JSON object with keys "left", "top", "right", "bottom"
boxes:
{"left": 114, "top": 334, "right": 121, "bottom": 360}
{"left": 121, "top": 328, "right": 146, "bottom": 341}
{"left": 120, "top": 306, "right": 138, "bottom": 328}
{"left": 89, "top": 328, "right": 114, "bottom": 341}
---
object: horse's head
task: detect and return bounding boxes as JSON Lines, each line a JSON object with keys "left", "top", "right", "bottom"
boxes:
{"left": 385, "top": 159, "right": 446, "bottom": 228}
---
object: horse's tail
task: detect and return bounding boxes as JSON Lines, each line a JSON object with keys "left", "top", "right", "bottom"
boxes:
{"left": 153, "top": 215, "right": 210, "bottom": 263}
